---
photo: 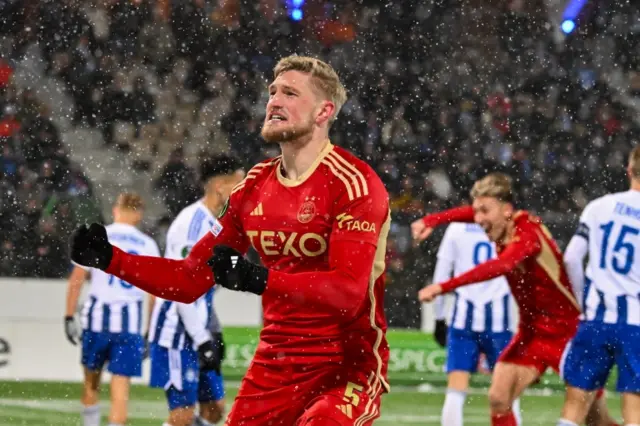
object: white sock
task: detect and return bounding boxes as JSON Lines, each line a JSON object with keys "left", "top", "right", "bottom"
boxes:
{"left": 163, "top": 423, "right": 174, "bottom": 426}
{"left": 193, "top": 416, "right": 215, "bottom": 426}
{"left": 512, "top": 398, "right": 522, "bottom": 425}
{"left": 82, "top": 404, "right": 100, "bottom": 426}
{"left": 556, "top": 420, "right": 578, "bottom": 426}
{"left": 108, "top": 423, "right": 124, "bottom": 426}
{"left": 442, "top": 388, "right": 466, "bottom": 426}
{"left": 625, "top": 424, "right": 640, "bottom": 426}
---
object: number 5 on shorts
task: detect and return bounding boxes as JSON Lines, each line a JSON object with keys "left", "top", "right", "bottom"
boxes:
{"left": 343, "top": 382, "right": 363, "bottom": 407}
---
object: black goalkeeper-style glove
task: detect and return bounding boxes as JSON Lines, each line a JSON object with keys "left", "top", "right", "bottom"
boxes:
{"left": 212, "top": 332, "right": 225, "bottom": 361}
{"left": 64, "top": 316, "right": 79, "bottom": 345}
{"left": 207, "top": 245, "right": 268, "bottom": 295}
{"left": 197, "top": 338, "right": 223, "bottom": 374}
{"left": 69, "top": 223, "right": 113, "bottom": 270}
{"left": 434, "top": 319, "right": 448, "bottom": 348}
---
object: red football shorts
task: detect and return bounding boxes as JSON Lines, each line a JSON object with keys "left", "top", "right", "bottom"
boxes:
{"left": 498, "top": 329, "right": 608, "bottom": 400}
{"left": 497, "top": 330, "right": 572, "bottom": 375}
{"left": 225, "top": 362, "right": 385, "bottom": 425}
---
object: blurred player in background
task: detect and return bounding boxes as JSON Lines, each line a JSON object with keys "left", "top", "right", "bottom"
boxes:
{"left": 558, "top": 146, "right": 640, "bottom": 426}
{"left": 64, "top": 193, "right": 159, "bottom": 426}
{"left": 431, "top": 222, "right": 520, "bottom": 426}
{"left": 148, "top": 155, "right": 244, "bottom": 426}
{"left": 412, "top": 173, "right": 619, "bottom": 426}
{"left": 70, "top": 55, "right": 391, "bottom": 425}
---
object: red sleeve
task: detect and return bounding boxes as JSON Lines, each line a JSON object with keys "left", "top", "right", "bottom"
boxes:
{"left": 439, "top": 224, "right": 542, "bottom": 293}
{"left": 422, "top": 205, "right": 475, "bottom": 228}
{"left": 105, "top": 196, "right": 249, "bottom": 303}
{"left": 265, "top": 176, "right": 389, "bottom": 320}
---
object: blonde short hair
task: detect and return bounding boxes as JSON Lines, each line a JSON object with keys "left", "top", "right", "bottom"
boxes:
{"left": 629, "top": 145, "right": 640, "bottom": 179}
{"left": 115, "top": 192, "right": 145, "bottom": 212}
{"left": 470, "top": 173, "right": 514, "bottom": 204}
{"left": 273, "top": 56, "right": 347, "bottom": 123}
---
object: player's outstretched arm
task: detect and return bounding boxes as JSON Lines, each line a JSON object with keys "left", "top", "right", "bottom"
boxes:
{"left": 419, "top": 227, "right": 541, "bottom": 302}
{"left": 412, "top": 205, "right": 475, "bottom": 241}
{"left": 108, "top": 227, "right": 247, "bottom": 303}
{"left": 70, "top": 217, "right": 249, "bottom": 304}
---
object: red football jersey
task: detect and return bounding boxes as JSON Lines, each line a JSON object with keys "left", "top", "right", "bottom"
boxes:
{"left": 424, "top": 207, "right": 581, "bottom": 337}
{"left": 106, "top": 142, "right": 391, "bottom": 392}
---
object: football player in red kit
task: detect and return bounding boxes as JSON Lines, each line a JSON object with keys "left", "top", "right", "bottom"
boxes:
{"left": 412, "top": 173, "right": 619, "bottom": 426}
{"left": 70, "top": 56, "right": 390, "bottom": 425}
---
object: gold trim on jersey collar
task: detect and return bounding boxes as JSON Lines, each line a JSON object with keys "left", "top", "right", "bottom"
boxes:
{"left": 276, "top": 141, "right": 334, "bottom": 187}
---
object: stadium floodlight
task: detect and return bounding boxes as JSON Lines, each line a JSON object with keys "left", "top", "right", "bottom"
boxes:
{"left": 561, "top": 19, "right": 576, "bottom": 34}
{"left": 560, "top": 0, "right": 587, "bottom": 34}
{"left": 291, "top": 8, "right": 303, "bottom": 21}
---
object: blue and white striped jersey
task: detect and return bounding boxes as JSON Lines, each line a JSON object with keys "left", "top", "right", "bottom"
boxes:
{"left": 80, "top": 223, "right": 160, "bottom": 334}
{"left": 433, "top": 223, "right": 513, "bottom": 333}
{"left": 576, "top": 190, "right": 640, "bottom": 325}
{"left": 148, "top": 200, "right": 217, "bottom": 350}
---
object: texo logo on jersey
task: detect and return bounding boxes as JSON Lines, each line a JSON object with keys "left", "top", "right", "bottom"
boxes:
{"left": 336, "top": 213, "right": 376, "bottom": 233}
{"left": 246, "top": 230, "right": 327, "bottom": 257}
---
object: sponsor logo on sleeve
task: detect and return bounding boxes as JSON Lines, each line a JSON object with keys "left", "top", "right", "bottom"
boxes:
{"left": 210, "top": 218, "right": 224, "bottom": 237}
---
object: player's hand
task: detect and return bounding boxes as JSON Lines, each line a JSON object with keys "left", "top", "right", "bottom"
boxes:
{"left": 69, "top": 223, "right": 113, "bottom": 270}
{"left": 411, "top": 219, "right": 433, "bottom": 242}
{"left": 207, "top": 245, "right": 268, "bottom": 295}
{"left": 418, "top": 284, "right": 443, "bottom": 302}
{"left": 64, "top": 316, "right": 79, "bottom": 345}
{"left": 434, "top": 319, "right": 448, "bottom": 348}
{"left": 212, "top": 332, "right": 225, "bottom": 361}
{"left": 197, "top": 338, "right": 223, "bottom": 374}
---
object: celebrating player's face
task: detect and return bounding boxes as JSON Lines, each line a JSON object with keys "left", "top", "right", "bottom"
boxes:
{"left": 472, "top": 196, "right": 510, "bottom": 242}
{"left": 262, "top": 70, "right": 319, "bottom": 143}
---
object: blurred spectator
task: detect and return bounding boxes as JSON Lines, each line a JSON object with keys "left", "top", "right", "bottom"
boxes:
{"left": 0, "top": 60, "right": 97, "bottom": 277}
{"left": 153, "top": 147, "right": 199, "bottom": 217}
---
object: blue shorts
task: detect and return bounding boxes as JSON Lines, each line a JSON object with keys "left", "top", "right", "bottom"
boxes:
{"left": 81, "top": 330, "right": 144, "bottom": 377}
{"left": 149, "top": 343, "right": 225, "bottom": 410}
{"left": 446, "top": 328, "right": 513, "bottom": 374}
{"left": 562, "top": 321, "right": 640, "bottom": 393}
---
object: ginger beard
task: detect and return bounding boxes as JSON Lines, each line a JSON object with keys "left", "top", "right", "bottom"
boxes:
{"left": 261, "top": 110, "right": 315, "bottom": 143}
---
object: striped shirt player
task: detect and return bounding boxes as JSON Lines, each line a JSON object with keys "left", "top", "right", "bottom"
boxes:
{"left": 148, "top": 200, "right": 225, "bottom": 411}
{"left": 433, "top": 223, "right": 520, "bottom": 426}
{"left": 562, "top": 189, "right": 640, "bottom": 394}
{"left": 433, "top": 223, "right": 513, "bottom": 375}
{"left": 79, "top": 222, "right": 160, "bottom": 377}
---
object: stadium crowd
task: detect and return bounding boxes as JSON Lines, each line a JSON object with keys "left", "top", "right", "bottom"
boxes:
{"left": 1, "top": 0, "right": 640, "bottom": 326}
{"left": 0, "top": 57, "right": 99, "bottom": 278}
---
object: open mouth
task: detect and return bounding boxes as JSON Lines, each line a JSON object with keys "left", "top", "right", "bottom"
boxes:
{"left": 268, "top": 113, "right": 287, "bottom": 123}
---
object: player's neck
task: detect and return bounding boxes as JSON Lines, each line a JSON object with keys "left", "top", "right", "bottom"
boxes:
{"left": 501, "top": 222, "right": 516, "bottom": 245}
{"left": 631, "top": 179, "right": 640, "bottom": 191}
{"left": 279, "top": 136, "right": 330, "bottom": 181}
{"left": 202, "top": 195, "right": 222, "bottom": 217}
{"left": 113, "top": 217, "right": 138, "bottom": 227}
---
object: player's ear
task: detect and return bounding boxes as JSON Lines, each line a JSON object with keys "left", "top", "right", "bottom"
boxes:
{"left": 315, "top": 100, "right": 335, "bottom": 126}
{"left": 502, "top": 202, "right": 514, "bottom": 219}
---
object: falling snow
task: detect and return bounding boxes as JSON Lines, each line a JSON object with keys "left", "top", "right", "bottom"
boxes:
{"left": 0, "top": 0, "right": 638, "bottom": 423}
